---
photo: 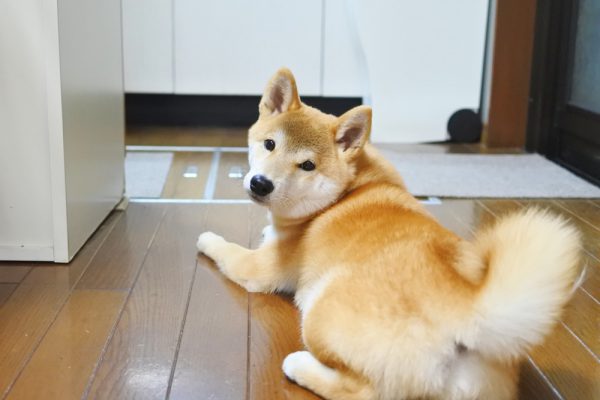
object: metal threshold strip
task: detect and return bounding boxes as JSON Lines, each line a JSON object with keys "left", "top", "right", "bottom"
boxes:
{"left": 130, "top": 198, "right": 253, "bottom": 204}
{"left": 129, "top": 197, "right": 443, "bottom": 205}
{"left": 126, "top": 145, "right": 248, "bottom": 153}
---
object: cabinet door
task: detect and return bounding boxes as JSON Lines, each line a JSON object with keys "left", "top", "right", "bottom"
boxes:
{"left": 57, "top": 0, "right": 125, "bottom": 261}
{"left": 122, "top": 0, "right": 173, "bottom": 93}
{"left": 174, "top": 0, "right": 322, "bottom": 95}
{"left": 323, "top": 0, "right": 363, "bottom": 97}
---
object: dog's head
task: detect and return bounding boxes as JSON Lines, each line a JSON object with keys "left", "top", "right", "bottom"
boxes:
{"left": 244, "top": 68, "right": 372, "bottom": 219}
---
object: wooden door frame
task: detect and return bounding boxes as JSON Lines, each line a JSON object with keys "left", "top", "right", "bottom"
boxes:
{"left": 527, "top": 0, "right": 600, "bottom": 185}
{"left": 526, "top": 0, "right": 562, "bottom": 155}
{"left": 484, "top": 0, "right": 538, "bottom": 148}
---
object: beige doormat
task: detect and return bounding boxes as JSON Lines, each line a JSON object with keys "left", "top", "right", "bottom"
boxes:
{"left": 378, "top": 151, "right": 600, "bottom": 198}
{"left": 125, "top": 152, "right": 173, "bottom": 198}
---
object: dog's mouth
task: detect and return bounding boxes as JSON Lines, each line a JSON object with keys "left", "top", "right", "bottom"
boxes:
{"left": 247, "top": 191, "right": 270, "bottom": 205}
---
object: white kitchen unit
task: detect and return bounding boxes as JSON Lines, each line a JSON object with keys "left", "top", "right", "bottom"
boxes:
{"left": 174, "top": 0, "right": 323, "bottom": 95}
{"left": 122, "top": 0, "right": 487, "bottom": 142}
{"left": 322, "top": 0, "right": 365, "bottom": 97}
{"left": 0, "top": 0, "right": 125, "bottom": 262}
{"left": 122, "top": 0, "right": 174, "bottom": 93}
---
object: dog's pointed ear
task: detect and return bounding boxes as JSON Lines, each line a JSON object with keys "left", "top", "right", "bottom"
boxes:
{"left": 335, "top": 105, "right": 372, "bottom": 156}
{"left": 259, "top": 68, "right": 301, "bottom": 117}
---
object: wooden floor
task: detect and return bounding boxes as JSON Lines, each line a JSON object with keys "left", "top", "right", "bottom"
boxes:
{"left": 127, "top": 126, "right": 248, "bottom": 147}
{"left": 156, "top": 151, "right": 249, "bottom": 200}
{"left": 0, "top": 130, "right": 598, "bottom": 399}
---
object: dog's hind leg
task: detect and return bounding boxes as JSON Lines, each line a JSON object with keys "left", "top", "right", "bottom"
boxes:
{"left": 283, "top": 351, "right": 375, "bottom": 400}
{"left": 442, "top": 352, "right": 518, "bottom": 400}
{"left": 197, "top": 231, "right": 299, "bottom": 293}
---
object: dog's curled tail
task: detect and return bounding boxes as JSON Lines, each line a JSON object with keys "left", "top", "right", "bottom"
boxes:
{"left": 458, "top": 208, "right": 582, "bottom": 361}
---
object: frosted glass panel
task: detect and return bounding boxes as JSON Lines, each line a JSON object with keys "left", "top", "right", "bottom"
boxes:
{"left": 569, "top": 0, "right": 600, "bottom": 113}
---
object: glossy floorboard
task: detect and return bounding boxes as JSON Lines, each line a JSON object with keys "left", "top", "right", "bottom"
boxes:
{"left": 1, "top": 198, "right": 598, "bottom": 399}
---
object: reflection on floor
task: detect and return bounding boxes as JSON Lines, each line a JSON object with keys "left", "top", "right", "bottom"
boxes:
{"left": 0, "top": 127, "right": 596, "bottom": 399}
{"left": 1, "top": 199, "right": 598, "bottom": 399}
{"left": 127, "top": 126, "right": 248, "bottom": 147}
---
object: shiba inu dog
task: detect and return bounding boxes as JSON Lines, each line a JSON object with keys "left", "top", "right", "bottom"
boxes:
{"left": 197, "top": 68, "right": 582, "bottom": 400}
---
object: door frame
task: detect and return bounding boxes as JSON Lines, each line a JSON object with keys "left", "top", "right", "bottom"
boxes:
{"left": 527, "top": 0, "right": 600, "bottom": 185}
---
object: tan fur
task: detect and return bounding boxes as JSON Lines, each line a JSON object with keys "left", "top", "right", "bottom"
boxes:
{"left": 197, "top": 68, "right": 582, "bottom": 400}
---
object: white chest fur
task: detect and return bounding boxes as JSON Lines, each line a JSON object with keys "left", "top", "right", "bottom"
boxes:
{"left": 261, "top": 224, "right": 278, "bottom": 244}
{"left": 295, "top": 271, "right": 338, "bottom": 317}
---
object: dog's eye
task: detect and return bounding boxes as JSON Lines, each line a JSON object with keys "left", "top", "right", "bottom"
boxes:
{"left": 299, "top": 160, "right": 316, "bottom": 171}
{"left": 264, "top": 139, "right": 275, "bottom": 151}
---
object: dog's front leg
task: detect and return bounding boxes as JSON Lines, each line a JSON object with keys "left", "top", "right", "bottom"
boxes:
{"left": 197, "top": 231, "right": 298, "bottom": 293}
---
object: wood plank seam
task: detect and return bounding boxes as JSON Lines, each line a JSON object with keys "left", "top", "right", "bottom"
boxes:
{"left": 553, "top": 200, "right": 600, "bottom": 232}
{"left": 559, "top": 321, "right": 600, "bottom": 363}
{"left": 526, "top": 355, "right": 566, "bottom": 400}
{"left": 587, "top": 200, "right": 600, "bottom": 210}
{"left": 80, "top": 207, "right": 168, "bottom": 399}
{"left": 579, "top": 263, "right": 600, "bottom": 306}
{"left": 444, "top": 201, "right": 479, "bottom": 238}
{"left": 579, "top": 252, "right": 600, "bottom": 304}
{"left": 246, "top": 210, "right": 253, "bottom": 400}
{"left": 575, "top": 244, "right": 600, "bottom": 305}
{"left": 166, "top": 204, "right": 250, "bottom": 399}
{"left": 0, "top": 284, "right": 18, "bottom": 308}
{"left": 0, "top": 211, "right": 124, "bottom": 398}
{"left": 165, "top": 259, "right": 200, "bottom": 399}
{"left": 17, "top": 268, "right": 32, "bottom": 284}
{"left": 580, "top": 287, "right": 600, "bottom": 306}
{"left": 246, "top": 293, "right": 252, "bottom": 400}
{"left": 0, "top": 268, "right": 32, "bottom": 306}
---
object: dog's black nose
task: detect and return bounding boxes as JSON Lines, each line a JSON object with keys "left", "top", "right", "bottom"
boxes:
{"left": 250, "top": 175, "right": 274, "bottom": 196}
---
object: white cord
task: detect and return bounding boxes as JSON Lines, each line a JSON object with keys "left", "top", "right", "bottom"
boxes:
{"left": 346, "top": 0, "right": 372, "bottom": 106}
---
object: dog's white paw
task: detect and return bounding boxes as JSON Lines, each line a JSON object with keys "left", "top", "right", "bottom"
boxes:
{"left": 282, "top": 351, "right": 315, "bottom": 382}
{"left": 196, "top": 231, "right": 224, "bottom": 254}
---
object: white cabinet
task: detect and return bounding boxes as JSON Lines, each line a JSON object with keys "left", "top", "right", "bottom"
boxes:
{"left": 121, "top": 1, "right": 487, "bottom": 143}
{"left": 122, "top": 0, "right": 174, "bottom": 93}
{"left": 322, "top": 0, "right": 364, "bottom": 97}
{"left": 174, "top": 0, "right": 322, "bottom": 95}
{"left": 0, "top": 0, "right": 124, "bottom": 262}
{"left": 121, "top": 0, "right": 365, "bottom": 96}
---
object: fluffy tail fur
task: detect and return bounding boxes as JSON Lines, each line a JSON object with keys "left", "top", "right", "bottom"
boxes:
{"left": 459, "top": 208, "right": 582, "bottom": 361}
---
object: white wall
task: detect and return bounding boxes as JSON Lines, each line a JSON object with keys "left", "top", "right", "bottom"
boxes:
{"left": 355, "top": 0, "right": 488, "bottom": 142}
{"left": 0, "top": 0, "right": 55, "bottom": 260}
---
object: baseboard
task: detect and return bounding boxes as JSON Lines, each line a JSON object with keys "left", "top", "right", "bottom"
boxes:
{"left": 0, "top": 245, "right": 54, "bottom": 262}
{"left": 125, "top": 94, "right": 362, "bottom": 127}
